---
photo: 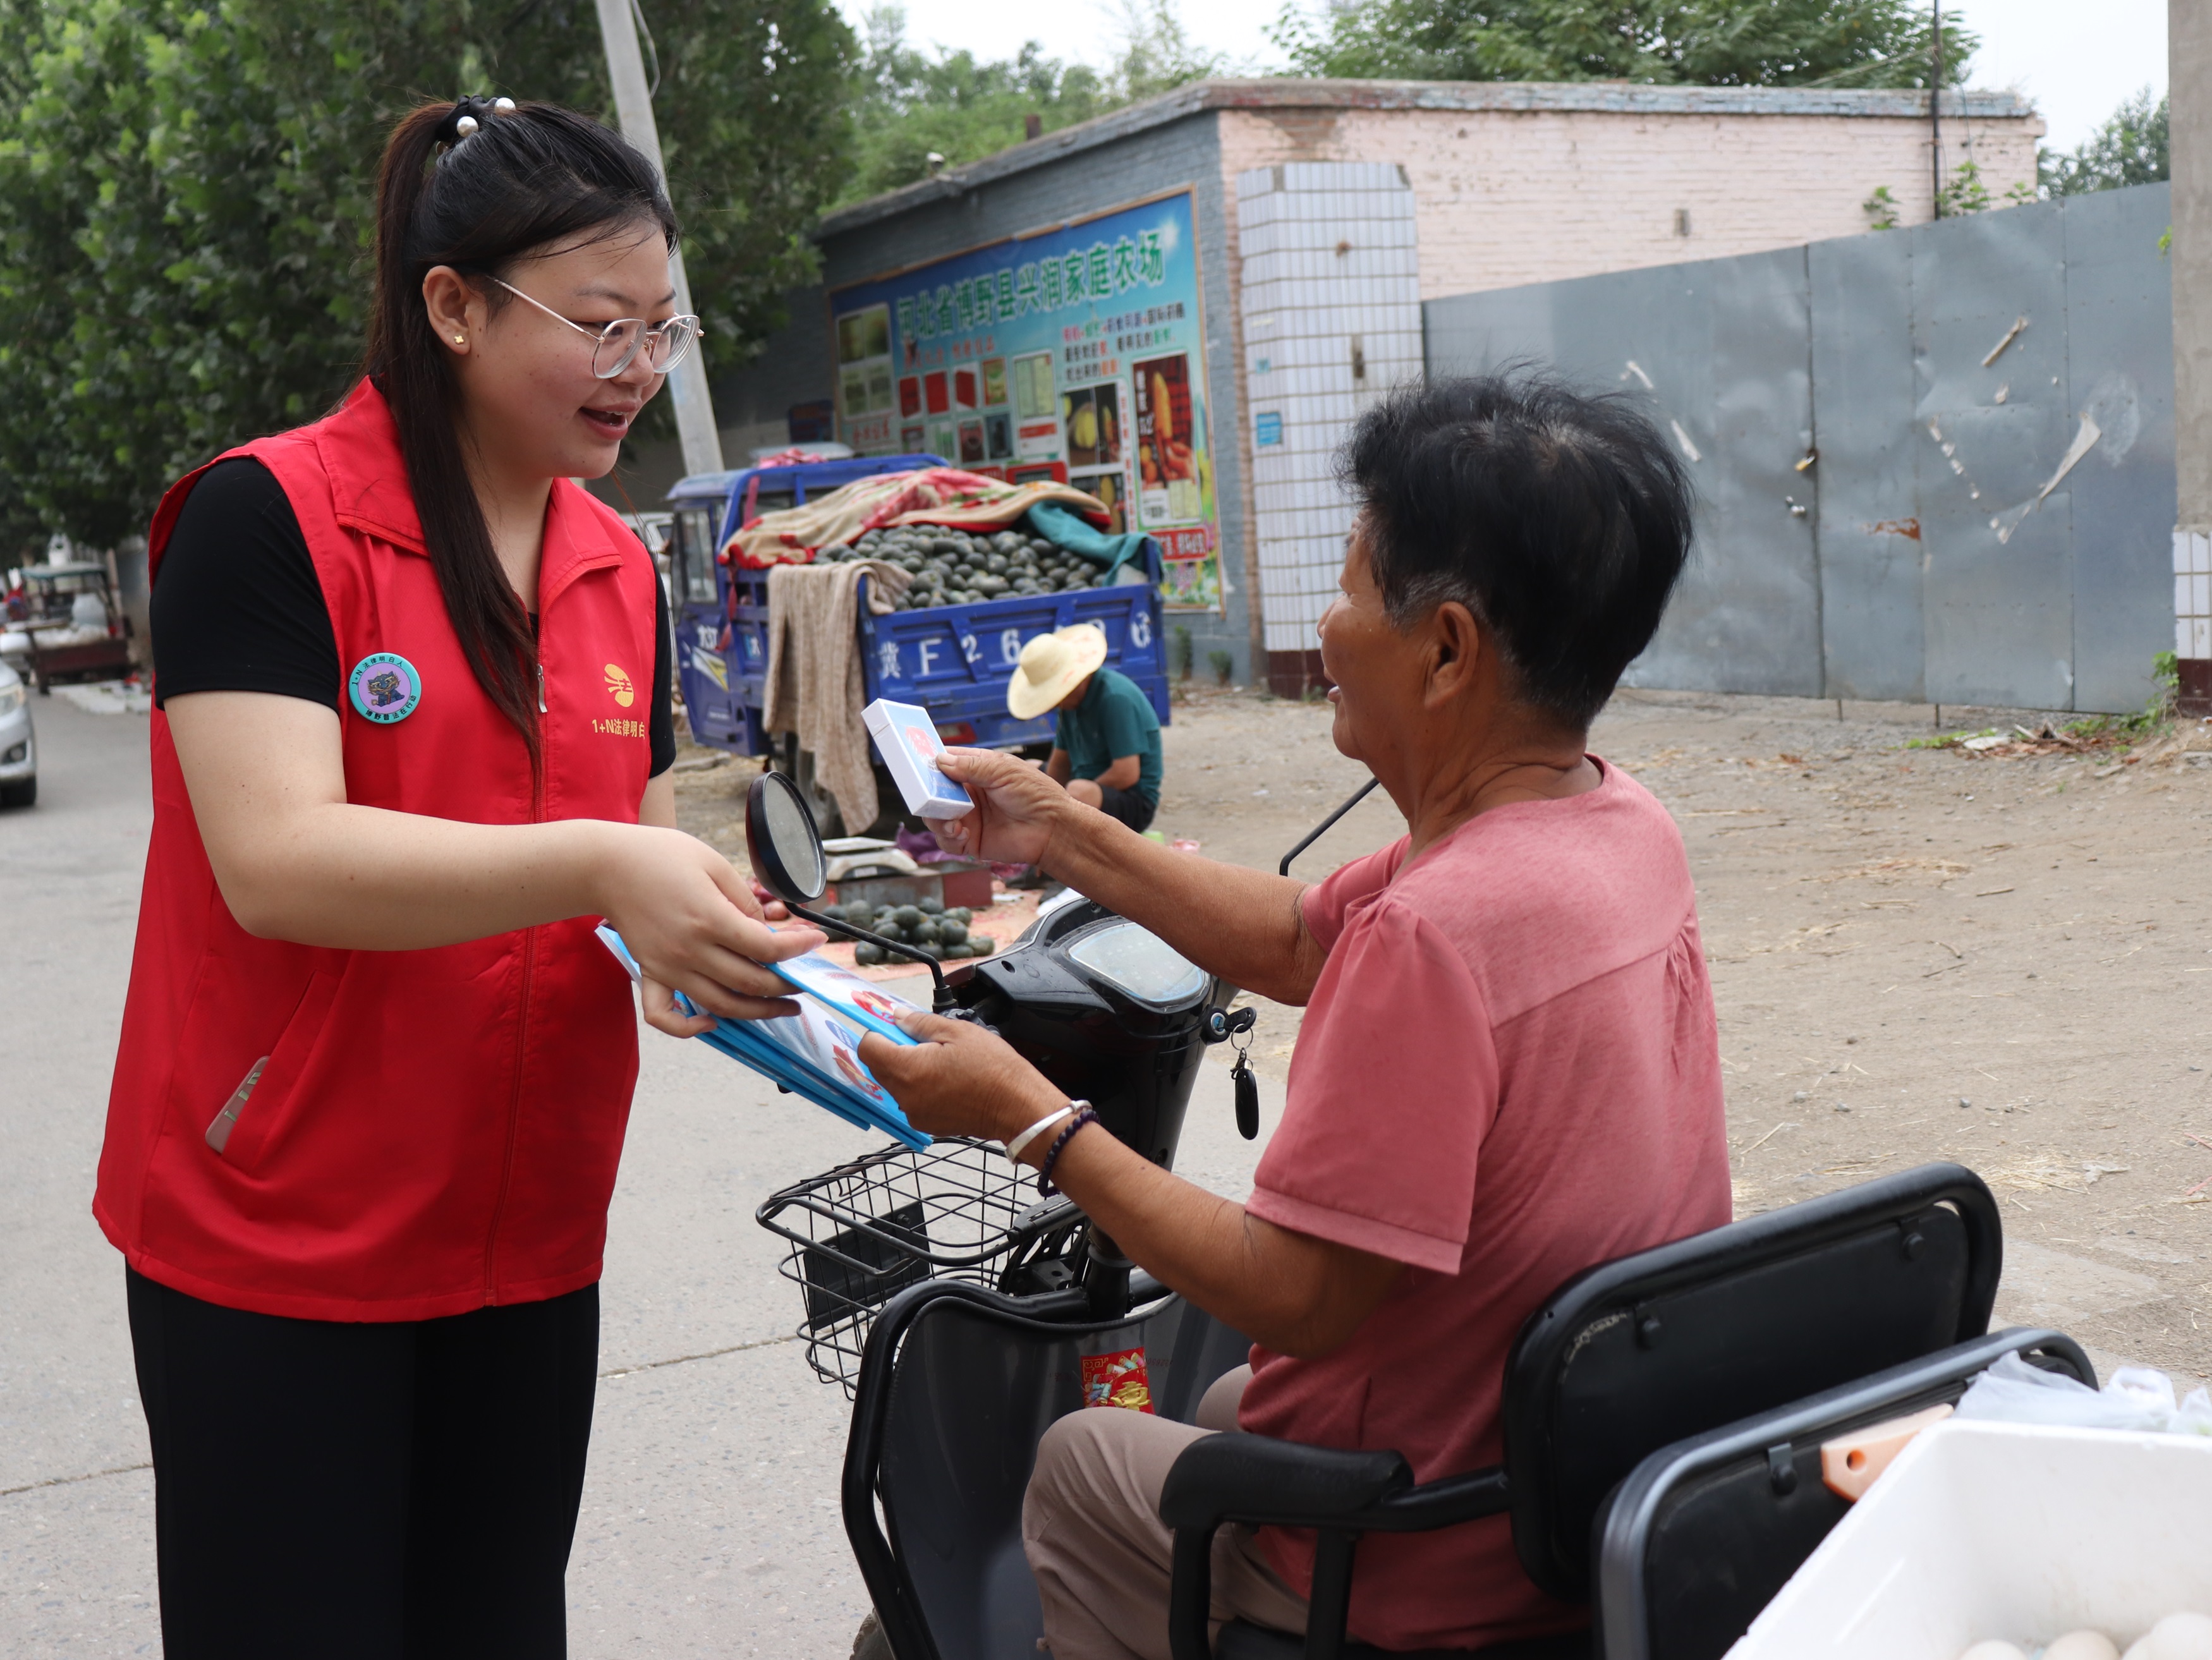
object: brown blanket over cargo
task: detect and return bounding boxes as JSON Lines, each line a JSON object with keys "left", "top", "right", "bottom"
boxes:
{"left": 763, "top": 559, "right": 913, "bottom": 835}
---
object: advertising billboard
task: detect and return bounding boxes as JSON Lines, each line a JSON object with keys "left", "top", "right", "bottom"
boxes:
{"left": 829, "top": 190, "right": 1222, "bottom": 612}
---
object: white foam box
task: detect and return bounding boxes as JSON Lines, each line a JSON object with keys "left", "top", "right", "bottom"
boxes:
{"left": 862, "top": 698, "right": 975, "bottom": 820}
{"left": 1729, "top": 1420, "right": 2212, "bottom": 1659}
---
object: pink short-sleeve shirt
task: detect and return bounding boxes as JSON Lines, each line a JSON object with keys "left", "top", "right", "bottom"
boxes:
{"left": 1238, "top": 759, "right": 1730, "bottom": 1652}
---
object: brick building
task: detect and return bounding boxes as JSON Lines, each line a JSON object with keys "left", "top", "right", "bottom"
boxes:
{"left": 698, "top": 78, "right": 2041, "bottom": 693}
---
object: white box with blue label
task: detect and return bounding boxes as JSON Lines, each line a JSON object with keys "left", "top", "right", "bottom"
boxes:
{"left": 863, "top": 698, "right": 976, "bottom": 820}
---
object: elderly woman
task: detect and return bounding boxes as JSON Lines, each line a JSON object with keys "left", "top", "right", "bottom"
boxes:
{"left": 858, "top": 375, "right": 1731, "bottom": 1657}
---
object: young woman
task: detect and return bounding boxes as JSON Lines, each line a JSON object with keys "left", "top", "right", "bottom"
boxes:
{"left": 94, "top": 97, "right": 816, "bottom": 1658}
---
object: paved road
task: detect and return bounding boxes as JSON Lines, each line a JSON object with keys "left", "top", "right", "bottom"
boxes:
{"left": 6, "top": 690, "right": 2173, "bottom": 1657}
{"left": 0, "top": 696, "right": 1276, "bottom": 1657}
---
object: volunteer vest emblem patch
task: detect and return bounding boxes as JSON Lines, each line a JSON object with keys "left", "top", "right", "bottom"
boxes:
{"left": 604, "top": 663, "right": 636, "bottom": 708}
{"left": 348, "top": 653, "right": 422, "bottom": 724}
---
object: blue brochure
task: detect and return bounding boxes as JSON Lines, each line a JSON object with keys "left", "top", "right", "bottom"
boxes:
{"left": 596, "top": 926, "right": 928, "bottom": 1149}
{"left": 767, "top": 948, "right": 927, "bottom": 1045}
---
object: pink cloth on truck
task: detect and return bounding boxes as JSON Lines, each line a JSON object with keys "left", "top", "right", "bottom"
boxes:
{"left": 1237, "top": 758, "right": 1732, "bottom": 1652}
{"left": 726, "top": 468, "right": 1108, "bottom": 567}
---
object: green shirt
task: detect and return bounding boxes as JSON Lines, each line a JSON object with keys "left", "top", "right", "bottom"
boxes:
{"left": 1054, "top": 667, "right": 1162, "bottom": 808}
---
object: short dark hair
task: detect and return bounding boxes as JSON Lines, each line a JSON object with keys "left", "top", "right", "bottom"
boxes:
{"left": 1339, "top": 373, "right": 1693, "bottom": 729}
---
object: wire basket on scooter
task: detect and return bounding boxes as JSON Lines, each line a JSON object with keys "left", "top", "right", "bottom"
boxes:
{"left": 755, "top": 1137, "right": 1084, "bottom": 1395}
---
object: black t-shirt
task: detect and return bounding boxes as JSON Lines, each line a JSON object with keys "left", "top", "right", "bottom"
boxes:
{"left": 152, "top": 457, "right": 675, "bottom": 778}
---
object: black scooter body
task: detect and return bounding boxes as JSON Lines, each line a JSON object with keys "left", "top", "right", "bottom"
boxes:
{"left": 831, "top": 895, "right": 1252, "bottom": 1660}
{"left": 958, "top": 895, "right": 1219, "bottom": 1171}
{"left": 854, "top": 1284, "right": 1248, "bottom": 1660}
{"left": 744, "top": 765, "right": 1349, "bottom": 1660}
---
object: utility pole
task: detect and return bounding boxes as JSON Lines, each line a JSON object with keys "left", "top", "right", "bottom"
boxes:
{"left": 593, "top": 0, "right": 726, "bottom": 478}
{"left": 1929, "top": 1, "right": 1943, "bottom": 217}
{"left": 2173, "top": 0, "right": 2211, "bottom": 712}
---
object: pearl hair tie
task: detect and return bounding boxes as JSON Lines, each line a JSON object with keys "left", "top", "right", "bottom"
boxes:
{"left": 442, "top": 95, "right": 518, "bottom": 148}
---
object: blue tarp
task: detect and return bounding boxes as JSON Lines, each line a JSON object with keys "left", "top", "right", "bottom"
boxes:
{"left": 1026, "top": 502, "right": 1152, "bottom": 582}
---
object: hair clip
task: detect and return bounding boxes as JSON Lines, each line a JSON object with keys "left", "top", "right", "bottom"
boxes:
{"left": 439, "top": 95, "right": 517, "bottom": 148}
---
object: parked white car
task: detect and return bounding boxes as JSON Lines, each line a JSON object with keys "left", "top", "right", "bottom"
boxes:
{"left": 0, "top": 658, "right": 35, "bottom": 807}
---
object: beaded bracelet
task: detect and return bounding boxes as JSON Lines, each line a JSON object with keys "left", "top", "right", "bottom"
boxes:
{"left": 1036, "top": 1104, "right": 1100, "bottom": 1196}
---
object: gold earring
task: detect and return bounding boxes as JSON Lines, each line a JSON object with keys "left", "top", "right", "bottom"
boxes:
{"left": 453, "top": 334, "right": 466, "bottom": 345}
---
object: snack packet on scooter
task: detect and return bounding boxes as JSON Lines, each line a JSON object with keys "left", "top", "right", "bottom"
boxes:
{"left": 1080, "top": 1347, "right": 1156, "bottom": 1414}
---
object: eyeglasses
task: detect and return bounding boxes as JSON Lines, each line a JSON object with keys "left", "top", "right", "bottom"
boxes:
{"left": 488, "top": 277, "right": 705, "bottom": 379}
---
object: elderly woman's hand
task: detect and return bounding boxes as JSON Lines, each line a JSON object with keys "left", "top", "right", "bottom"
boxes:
{"left": 927, "top": 747, "right": 1073, "bottom": 866}
{"left": 857, "top": 1012, "right": 1068, "bottom": 1148}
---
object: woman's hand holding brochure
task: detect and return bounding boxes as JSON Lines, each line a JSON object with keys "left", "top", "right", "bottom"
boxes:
{"left": 597, "top": 924, "right": 930, "bottom": 1148}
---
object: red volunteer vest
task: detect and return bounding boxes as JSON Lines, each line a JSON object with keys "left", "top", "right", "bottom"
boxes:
{"left": 95, "top": 380, "right": 659, "bottom": 1321}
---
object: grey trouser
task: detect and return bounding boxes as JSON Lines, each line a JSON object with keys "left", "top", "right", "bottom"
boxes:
{"left": 1022, "top": 1364, "right": 1310, "bottom": 1660}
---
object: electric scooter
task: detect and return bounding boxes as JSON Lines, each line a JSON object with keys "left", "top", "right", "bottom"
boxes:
{"left": 744, "top": 771, "right": 2090, "bottom": 1660}
{"left": 746, "top": 765, "right": 1265, "bottom": 1653}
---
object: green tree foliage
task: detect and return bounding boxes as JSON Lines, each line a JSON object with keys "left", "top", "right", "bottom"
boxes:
{"left": 1270, "top": 0, "right": 1978, "bottom": 88}
{"left": 1933, "top": 156, "right": 2033, "bottom": 218}
{"left": 839, "top": 1, "right": 1227, "bottom": 207}
{"left": 0, "top": 0, "right": 854, "bottom": 554}
{"left": 2042, "top": 87, "right": 2168, "bottom": 198}
{"left": 843, "top": 9, "right": 1112, "bottom": 206}
{"left": 1112, "top": 0, "right": 1237, "bottom": 103}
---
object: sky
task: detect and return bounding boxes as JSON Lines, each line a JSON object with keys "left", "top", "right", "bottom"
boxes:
{"left": 842, "top": 0, "right": 2169, "bottom": 154}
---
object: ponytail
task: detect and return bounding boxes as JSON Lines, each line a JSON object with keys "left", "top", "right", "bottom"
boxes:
{"left": 362, "top": 99, "right": 677, "bottom": 766}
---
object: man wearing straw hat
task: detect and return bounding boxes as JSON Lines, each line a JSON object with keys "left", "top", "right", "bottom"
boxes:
{"left": 1007, "top": 623, "right": 1163, "bottom": 832}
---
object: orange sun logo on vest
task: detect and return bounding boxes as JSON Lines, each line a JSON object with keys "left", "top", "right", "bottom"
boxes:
{"left": 603, "top": 663, "right": 636, "bottom": 708}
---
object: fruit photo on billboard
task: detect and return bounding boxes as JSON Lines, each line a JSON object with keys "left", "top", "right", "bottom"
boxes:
{"left": 837, "top": 306, "right": 890, "bottom": 366}
{"left": 1135, "top": 353, "right": 1196, "bottom": 492}
{"left": 1076, "top": 469, "right": 1126, "bottom": 534}
{"left": 1063, "top": 384, "right": 1120, "bottom": 468}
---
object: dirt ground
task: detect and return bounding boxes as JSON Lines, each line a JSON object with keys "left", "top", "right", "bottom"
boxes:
{"left": 675, "top": 684, "right": 2212, "bottom": 1384}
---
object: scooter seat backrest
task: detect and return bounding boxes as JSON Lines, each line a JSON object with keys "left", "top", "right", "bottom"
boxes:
{"left": 1500, "top": 1162, "right": 2000, "bottom": 1604}
{"left": 1593, "top": 1327, "right": 2091, "bottom": 1660}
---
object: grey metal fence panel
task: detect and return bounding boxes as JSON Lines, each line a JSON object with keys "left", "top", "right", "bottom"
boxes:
{"left": 1809, "top": 229, "right": 1925, "bottom": 701}
{"left": 2063, "top": 183, "right": 2177, "bottom": 713}
{"left": 1422, "top": 283, "right": 1557, "bottom": 380}
{"left": 1423, "top": 188, "right": 2175, "bottom": 712}
{"left": 1680, "top": 246, "right": 1822, "bottom": 696}
{"left": 1425, "top": 249, "right": 1822, "bottom": 696}
{"left": 1519, "top": 264, "right": 1717, "bottom": 689}
{"left": 1911, "top": 200, "right": 2079, "bottom": 710}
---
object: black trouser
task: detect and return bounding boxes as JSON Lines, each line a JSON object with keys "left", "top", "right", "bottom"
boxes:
{"left": 126, "top": 1267, "right": 599, "bottom": 1660}
{"left": 1094, "top": 782, "right": 1157, "bottom": 833}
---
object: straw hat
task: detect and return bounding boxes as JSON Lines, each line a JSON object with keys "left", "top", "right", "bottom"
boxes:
{"left": 1007, "top": 624, "right": 1109, "bottom": 720}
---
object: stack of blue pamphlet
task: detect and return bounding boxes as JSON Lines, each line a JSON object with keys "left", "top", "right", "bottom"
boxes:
{"left": 597, "top": 926, "right": 930, "bottom": 1149}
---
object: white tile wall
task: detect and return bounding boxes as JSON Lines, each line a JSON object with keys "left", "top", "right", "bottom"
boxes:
{"left": 2177, "top": 530, "right": 2212, "bottom": 660}
{"left": 1237, "top": 163, "right": 1425, "bottom": 656}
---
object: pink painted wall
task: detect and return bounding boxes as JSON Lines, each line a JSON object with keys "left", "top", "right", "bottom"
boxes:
{"left": 1217, "top": 103, "right": 2043, "bottom": 302}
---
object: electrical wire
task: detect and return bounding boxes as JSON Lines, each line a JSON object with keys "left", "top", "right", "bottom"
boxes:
{"left": 629, "top": 0, "right": 661, "bottom": 97}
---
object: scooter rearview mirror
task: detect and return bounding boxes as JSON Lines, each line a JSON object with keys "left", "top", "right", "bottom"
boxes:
{"left": 746, "top": 771, "right": 963, "bottom": 1014}
{"left": 746, "top": 772, "right": 828, "bottom": 904}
